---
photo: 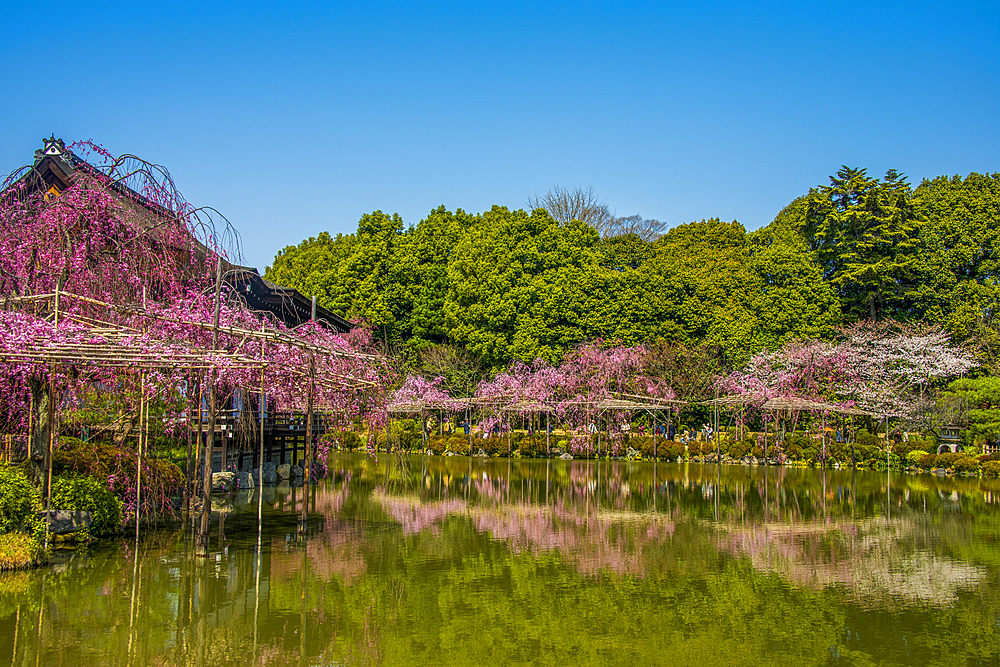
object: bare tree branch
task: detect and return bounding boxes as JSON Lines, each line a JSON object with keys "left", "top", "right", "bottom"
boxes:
{"left": 527, "top": 185, "right": 615, "bottom": 235}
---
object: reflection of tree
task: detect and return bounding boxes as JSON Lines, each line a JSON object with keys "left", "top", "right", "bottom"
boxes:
{"left": 6, "top": 455, "right": 1000, "bottom": 666}
{"left": 717, "top": 518, "right": 985, "bottom": 605}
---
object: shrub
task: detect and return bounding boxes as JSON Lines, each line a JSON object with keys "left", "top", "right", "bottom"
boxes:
{"left": 982, "top": 461, "right": 1000, "bottom": 479}
{"left": 918, "top": 453, "right": 937, "bottom": 469}
{"left": 782, "top": 437, "right": 805, "bottom": 460}
{"left": 873, "top": 452, "right": 902, "bottom": 470}
{"left": 728, "top": 439, "right": 752, "bottom": 459}
{"left": 445, "top": 437, "right": 469, "bottom": 454}
{"left": 906, "top": 450, "right": 930, "bottom": 465}
{"left": 426, "top": 435, "right": 446, "bottom": 454}
{"left": 934, "top": 452, "right": 963, "bottom": 470}
{"left": 827, "top": 442, "right": 849, "bottom": 463}
{"left": 479, "top": 437, "right": 503, "bottom": 456}
{"left": 0, "top": 467, "right": 45, "bottom": 540}
{"left": 519, "top": 436, "right": 547, "bottom": 458}
{"left": 952, "top": 457, "right": 981, "bottom": 474}
{"left": 664, "top": 442, "right": 684, "bottom": 459}
{"left": 856, "top": 429, "right": 881, "bottom": 448}
{"left": 852, "top": 444, "right": 880, "bottom": 467}
{"left": 398, "top": 432, "right": 419, "bottom": 451}
{"left": 978, "top": 452, "right": 1000, "bottom": 464}
{"left": 50, "top": 475, "right": 122, "bottom": 536}
{"left": 324, "top": 431, "right": 361, "bottom": 451}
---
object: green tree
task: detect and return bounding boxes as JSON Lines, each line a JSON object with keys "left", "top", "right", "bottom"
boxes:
{"left": 804, "top": 167, "right": 923, "bottom": 321}
{"left": 912, "top": 173, "right": 1000, "bottom": 362}
{"left": 395, "top": 206, "right": 479, "bottom": 352}
{"left": 265, "top": 231, "right": 357, "bottom": 316}
{"left": 943, "top": 376, "right": 1000, "bottom": 449}
{"left": 445, "top": 206, "right": 600, "bottom": 367}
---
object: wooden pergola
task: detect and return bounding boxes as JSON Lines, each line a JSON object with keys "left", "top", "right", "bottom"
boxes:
{"left": 0, "top": 288, "right": 384, "bottom": 548}
{"left": 700, "top": 393, "right": 878, "bottom": 464}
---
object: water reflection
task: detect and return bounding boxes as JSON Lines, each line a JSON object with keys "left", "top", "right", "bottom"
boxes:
{"left": 2, "top": 454, "right": 1000, "bottom": 666}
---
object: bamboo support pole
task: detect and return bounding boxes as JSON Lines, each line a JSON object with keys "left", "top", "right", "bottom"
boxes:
{"left": 135, "top": 373, "right": 145, "bottom": 539}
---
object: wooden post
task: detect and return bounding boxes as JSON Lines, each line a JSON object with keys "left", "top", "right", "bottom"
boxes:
{"left": 259, "top": 364, "right": 266, "bottom": 487}
{"left": 44, "top": 368, "right": 55, "bottom": 510}
{"left": 184, "top": 376, "right": 194, "bottom": 514}
{"left": 197, "top": 257, "right": 223, "bottom": 556}
{"left": 214, "top": 259, "right": 227, "bottom": 474}
{"left": 545, "top": 411, "right": 550, "bottom": 457}
{"left": 821, "top": 411, "right": 826, "bottom": 468}
{"left": 135, "top": 373, "right": 145, "bottom": 539}
{"left": 421, "top": 408, "right": 427, "bottom": 451}
{"left": 652, "top": 414, "right": 657, "bottom": 462}
{"left": 305, "top": 355, "right": 315, "bottom": 481}
{"left": 850, "top": 415, "right": 856, "bottom": 468}
{"left": 715, "top": 392, "right": 720, "bottom": 462}
{"left": 507, "top": 415, "right": 512, "bottom": 458}
{"left": 192, "top": 378, "right": 203, "bottom": 513}
{"left": 597, "top": 412, "right": 602, "bottom": 460}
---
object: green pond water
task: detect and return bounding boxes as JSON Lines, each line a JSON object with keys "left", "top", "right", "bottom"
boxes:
{"left": 2, "top": 454, "right": 1000, "bottom": 666}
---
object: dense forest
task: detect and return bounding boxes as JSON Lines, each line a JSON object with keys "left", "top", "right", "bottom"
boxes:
{"left": 265, "top": 168, "right": 1000, "bottom": 374}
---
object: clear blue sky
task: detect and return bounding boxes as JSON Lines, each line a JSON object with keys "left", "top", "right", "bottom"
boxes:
{"left": 2, "top": 1, "right": 997, "bottom": 271}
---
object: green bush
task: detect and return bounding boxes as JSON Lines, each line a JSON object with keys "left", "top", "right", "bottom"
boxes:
{"left": 951, "top": 456, "right": 979, "bottom": 473}
{"left": 827, "top": 442, "right": 849, "bottom": 463}
{"left": 664, "top": 442, "right": 684, "bottom": 459}
{"left": 398, "top": 432, "right": 419, "bottom": 451}
{"left": 0, "top": 467, "right": 44, "bottom": 540}
{"left": 906, "top": 450, "right": 930, "bottom": 465}
{"left": 479, "top": 437, "right": 503, "bottom": 456}
{"left": 728, "top": 439, "right": 753, "bottom": 459}
{"left": 872, "top": 452, "right": 902, "bottom": 470}
{"left": 856, "top": 429, "right": 881, "bottom": 448}
{"left": 518, "top": 436, "right": 547, "bottom": 458}
{"left": 952, "top": 456, "right": 981, "bottom": 474}
{"left": 50, "top": 475, "right": 122, "bottom": 536}
{"left": 934, "top": 452, "right": 963, "bottom": 470}
{"left": 982, "top": 461, "right": 1000, "bottom": 478}
{"left": 426, "top": 435, "right": 446, "bottom": 454}
{"left": 782, "top": 435, "right": 806, "bottom": 460}
{"left": 446, "top": 436, "right": 470, "bottom": 454}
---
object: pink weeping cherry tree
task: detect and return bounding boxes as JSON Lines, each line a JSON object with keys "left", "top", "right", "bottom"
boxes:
{"left": 0, "top": 140, "right": 390, "bottom": 522}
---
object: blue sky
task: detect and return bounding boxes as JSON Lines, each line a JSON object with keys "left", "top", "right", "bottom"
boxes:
{"left": 2, "top": 1, "right": 997, "bottom": 271}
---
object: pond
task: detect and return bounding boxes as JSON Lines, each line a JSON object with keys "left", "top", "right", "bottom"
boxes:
{"left": 2, "top": 454, "right": 1000, "bottom": 666}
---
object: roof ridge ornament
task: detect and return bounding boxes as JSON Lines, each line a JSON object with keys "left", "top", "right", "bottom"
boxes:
{"left": 34, "top": 135, "right": 66, "bottom": 163}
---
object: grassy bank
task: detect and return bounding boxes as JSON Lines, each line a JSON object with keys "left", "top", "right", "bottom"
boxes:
{"left": 0, "top": 532, "right": 45, "bottom": 570}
